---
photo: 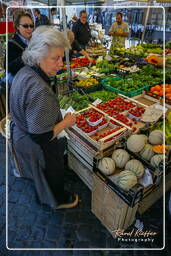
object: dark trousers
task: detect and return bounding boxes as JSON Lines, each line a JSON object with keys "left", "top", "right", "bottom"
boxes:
{"left": 30, "top": 131, "right": 67, "bottom": 204}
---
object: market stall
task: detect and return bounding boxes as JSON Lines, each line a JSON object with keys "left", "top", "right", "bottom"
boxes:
{"left": 55, "top": 39, "right": 171, "bottom": 238}
{"left": 1, "top": 2, "right": 171, "bottom": 245}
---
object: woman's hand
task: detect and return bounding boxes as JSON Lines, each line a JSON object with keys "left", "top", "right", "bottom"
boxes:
{"left": 88, "top": 57, "right": 94, "bottom": 63}
{"left": 64, "top": 112, "right": 76, "bottom": 127}
{"left": 52, "top": 113, "right": 76, "bottom": 140}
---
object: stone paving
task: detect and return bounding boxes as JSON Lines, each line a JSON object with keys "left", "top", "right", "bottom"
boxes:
{"left": 0, "top": 134, "right": 171, "bottom": 255}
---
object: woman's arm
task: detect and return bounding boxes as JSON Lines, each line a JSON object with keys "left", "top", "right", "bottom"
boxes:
{"left": 79, "top": 49, "right": 93, "bottom": 63}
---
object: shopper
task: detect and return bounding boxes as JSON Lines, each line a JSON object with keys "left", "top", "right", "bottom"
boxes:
{"left": 33, "top": 8, "right": 50, "bottom": 27}
{"left": 50, "top": 8, "right": 60, "bottom": 26}
{"left": 10, "top": 27, "right": 79, "bottom": 209}
{"left": 72, "top": 10, "right": 91, "bottom": 49}
{"left": 66, "top": 30, "right": 93, "bottom": 62}
{"left": 109, "top": 12, "right": 129, "bottom": 55}
{"left": 5, "top": 10, "right": 34, "bottom": 86}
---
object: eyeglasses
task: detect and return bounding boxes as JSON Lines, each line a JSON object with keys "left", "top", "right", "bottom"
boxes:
{"left": 19, "top": 24, "right": 34, "bottom": 29}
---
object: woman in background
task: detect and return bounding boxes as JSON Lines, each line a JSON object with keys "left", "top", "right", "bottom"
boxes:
{"left": 6, "top": 10, "right": 34, "bottom": 86}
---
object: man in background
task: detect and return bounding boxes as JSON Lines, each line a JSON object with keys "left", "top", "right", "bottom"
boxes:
{"left": 34, "top": 9, "right": 50, "bottom": 27}
{"left": 72, "top": 10, "right": 91, "bottom": 49}
{"left": 109, "top": 12, "right": 129, "bottom": 55}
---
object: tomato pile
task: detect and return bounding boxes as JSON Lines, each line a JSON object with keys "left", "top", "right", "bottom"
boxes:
{"left": 96, "top": 97, "right": 136, "bottom": 116}
{"left": 128, "top": 106, "right": 145, "bottom": 118}
{"left": 88, "top": 112, "right": 103, "bottom": 124}
{"left": 76, "top": 109, "right": 104, "bottom": 135}
{"left": 71, "top": 57, "right": 96, "bottom": 68}
{"left": 95, "top": 127, "right": 122, "bottom": 142}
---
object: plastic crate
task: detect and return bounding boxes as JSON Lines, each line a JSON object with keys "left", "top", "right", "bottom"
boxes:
{"left": 102, "top": 77, "right": 150, "bottom": 98}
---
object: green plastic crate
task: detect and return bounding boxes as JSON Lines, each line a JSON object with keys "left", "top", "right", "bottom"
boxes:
{"left": 102, "top": 77, "right": 150, "bottom": 98}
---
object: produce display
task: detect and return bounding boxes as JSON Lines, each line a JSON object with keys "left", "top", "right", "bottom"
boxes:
{"left": 96, "top": 60, "right": 119, "bottom": 73}
{"left": 146, "top": 84, "right": 171, "bottom": 103}
{"left": 127, "top": 134, "right": 146, "bottom": 153}
{"left": 125, "top": 159, "right": 144, "bottom": 178}
{"left": 56, "top": 72, "right": 76, "bottom": 80}
{"left": 149, "top": 113, "right": 171, "bottom": 145}
{"left": 140, "top": 144, "right": 155, "bottom": 161}
{"left": 114, "top": 170, "right": 137, "bottom": 191}
{"left": 152, "top": 145, "right": 169, "bottom": 154}
{"left": 58, "top": 91, "right": 118, "bottom": 111}
{"left": 112, "top": 149, "right": 130, "bottom": 169}
{"left": 118, "top": 65, "right": 140, "bottom": 73}
{"left": 64, "top": 42, "right": 168, "bottom": 196}
{"left": 145, "top": 54, "right": 163, "bottom": 66}
{"left": 112, "top": 44, "right": 163, "bottom": 58}
{"left": 148, "top": 130, "right": 163, "bottom": 145}
{"left": 102, "top": 72, "right": 162, "bottom": 96}
{"left": 71, "top": 57, "right": 96, "bottom": 68}
{"left": 150, "top": 154, "right": 164, "bottom": 168}
{"left": 96, "top": 97, "right": 136, "bottom": 114}
{"left": 73, "top": 67, "right": 104, "bottom": 79}
{"left": 98, "top": 157, "right": 115, "bottom": 175}
{"left": 75, "top": 78, "right": 99, "bottom": 87}
{"left": 86, "top": 44, "right": 107, "bottom": 56}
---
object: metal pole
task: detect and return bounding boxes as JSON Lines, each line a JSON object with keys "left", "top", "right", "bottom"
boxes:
{"left": 141, "top": 0, "right": 153, "bottom": 43}
{"left": 59, "top": 0, "right": 71, "bottom": 85}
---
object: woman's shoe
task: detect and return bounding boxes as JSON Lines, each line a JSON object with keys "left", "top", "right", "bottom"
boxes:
{"left": 56, "top": 193, "right": 79, "bottom": 209}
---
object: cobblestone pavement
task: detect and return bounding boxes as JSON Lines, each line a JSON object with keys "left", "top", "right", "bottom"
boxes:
{"left": 0, "top": 135, "right": 171, "bottom": 256}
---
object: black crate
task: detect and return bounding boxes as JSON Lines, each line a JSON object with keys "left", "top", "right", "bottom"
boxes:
{"left": 93, "top": 164, "right": 143, "bottom": 208}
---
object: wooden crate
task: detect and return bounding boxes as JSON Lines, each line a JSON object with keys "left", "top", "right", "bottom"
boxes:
{"left": 92, "top": 173, "right": 138, "bottom": 236}
{"left": 133, "top": 93, "right": 160, "bottom": 106}
{"left": 68, "top": 151, "right": 93, "bottom": 191}
{"left": 138, "top": 172, "right": 171, "bottom": 215}
{"left": 67, "top": 105, "right": 130, "bottom": 151}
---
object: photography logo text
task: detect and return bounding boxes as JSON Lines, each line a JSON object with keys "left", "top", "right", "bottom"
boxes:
{"left": 112, "top": 229, "right": 157, "bottom": 243}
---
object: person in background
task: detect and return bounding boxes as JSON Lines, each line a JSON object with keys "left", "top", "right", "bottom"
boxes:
{"left": 66, "top": 30, "right": 93, "bottom": 63}
{"left": 72, "top": 10, "right": 91, "bottom": 49}
{"left": 50, "top": 8, "right": 60, "bottom": 26}
{"left": 68, "top": 14, "right": 78, "bottom": 29}
{"left": 5, "top": 10, "right": 34, "bottom": 86}
{"left": 10, "top": 27, "right": 79, "bottom": 209}
{"left": 34, "top": 8, "right": 50, "bottom": 27}
{"left": 109, "top": 12, "right": 129, "bottom": 55}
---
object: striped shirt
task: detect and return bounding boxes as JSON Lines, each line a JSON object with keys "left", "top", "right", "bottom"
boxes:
{"left": 10, "top": 65, "right": 62, "bottom": 134}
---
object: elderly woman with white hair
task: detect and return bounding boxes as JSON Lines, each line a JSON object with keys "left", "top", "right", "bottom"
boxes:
{"left": 10, "top": 27, "right": 79, "bottom": 209}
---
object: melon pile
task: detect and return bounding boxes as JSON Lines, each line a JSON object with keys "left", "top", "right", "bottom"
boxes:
{"left": 126, "top": 130, "right": 164, "bottom": 168}
{"left": 98, "top": 148, "right": 144, "bottom": 191}
{"left": 97, "top": 129, "right": 164, "bottom": 191}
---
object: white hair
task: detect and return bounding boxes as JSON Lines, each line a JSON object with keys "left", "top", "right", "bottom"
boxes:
{"left": 22, "top": 26, "right": 70, "bottom": 66}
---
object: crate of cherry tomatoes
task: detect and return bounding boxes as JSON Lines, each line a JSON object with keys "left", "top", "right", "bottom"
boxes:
{"left": 146, "top": 84, "right": 171, "bottom": 105}
{"left": 95, "top": 96, "right": 146, "bottom": 132}
{"left": 69, "top": 106, "right": 128, "bottom": 151}
{"left": 70, "top": 57, "right": 96, "bottom": 68}
{"left": 68, "top": 96, "right": 147, "bottom": 151}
